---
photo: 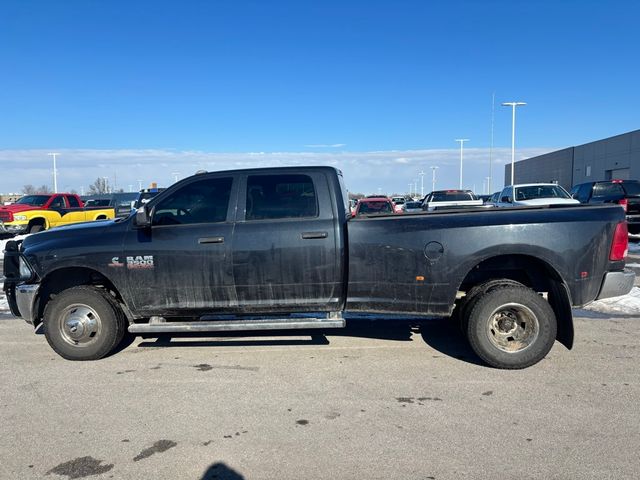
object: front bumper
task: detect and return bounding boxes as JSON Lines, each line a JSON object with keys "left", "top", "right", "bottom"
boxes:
{"left": 0, "top": 221, "right": 28, "bottom": 235}
{"left": 596, "top": 269, "right": 635, "bottom": 300}
{"left": 4, "top": 281, "right": 40, "bottom": 325}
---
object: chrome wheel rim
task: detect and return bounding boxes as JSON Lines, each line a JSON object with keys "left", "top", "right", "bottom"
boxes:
{"left": 58, "top": 304, "right": 103, "bottom": 347}
{"left": 486, "top": 303, "right": 539, "bottom": 353}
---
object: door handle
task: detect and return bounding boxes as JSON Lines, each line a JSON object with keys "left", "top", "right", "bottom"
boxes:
{"left": 198, "top": 236, "right": 224, "bottom": 244}
{"left": 301, "top": 231, "right": 328, "bottom": 240}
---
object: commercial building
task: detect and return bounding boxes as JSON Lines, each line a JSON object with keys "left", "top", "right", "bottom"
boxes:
{"left": 504, "top": 129, "right": 640, "bottom": 190}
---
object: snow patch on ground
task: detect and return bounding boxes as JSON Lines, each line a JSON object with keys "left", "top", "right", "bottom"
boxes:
{"left": 628, "top": 237, "right": 640, "bottom": 253}
{"left": 577, "top": 286, "right": 640, "bottom": 317}
{"left": 0, "top": 234, "right": 28, "bottom": 253}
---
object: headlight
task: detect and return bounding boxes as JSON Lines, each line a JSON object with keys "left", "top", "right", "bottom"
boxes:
{"left": 14, "top": 215, "right": 27, "bottom": 221}
{"left": 19, "top": 257, "right": 33, "bottom": 281}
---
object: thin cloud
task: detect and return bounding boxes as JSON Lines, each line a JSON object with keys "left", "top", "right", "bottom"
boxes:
{"left": 0, "top": 146, "right": 555, "bottom": 195}
{"left": 303, "top": 143, "right": 347, "bottom": 148}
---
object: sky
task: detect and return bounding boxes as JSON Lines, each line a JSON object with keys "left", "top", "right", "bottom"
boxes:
{"left": 0, "top": 0, "right": 638, "bottom": 195}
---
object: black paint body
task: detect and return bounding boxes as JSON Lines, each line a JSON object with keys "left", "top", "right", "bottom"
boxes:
{"left": 6, "top": 167, "right": 627, "bottom": 321}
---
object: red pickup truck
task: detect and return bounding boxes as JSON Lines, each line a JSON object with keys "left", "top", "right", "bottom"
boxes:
{"left": 0, "top": 193, "right": 115, "bottom": 235}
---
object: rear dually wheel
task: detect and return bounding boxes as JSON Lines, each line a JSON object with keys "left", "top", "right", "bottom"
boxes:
{"left": 464, "top": 285, "right": 557, "bottom": 369}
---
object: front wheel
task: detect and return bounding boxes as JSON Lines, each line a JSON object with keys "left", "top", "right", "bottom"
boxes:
{"left": 464, "top": 286, "right": 557, "bottom": 369}
{"left": 43, "top": 286, "right": 127, "bottom": 360}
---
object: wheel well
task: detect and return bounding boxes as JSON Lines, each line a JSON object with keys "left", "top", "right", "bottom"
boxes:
{"left": 459, "top": 254, "right": 562, "bottom": 294}
{"left": 458, "top": 255, "right": 573, "bottom": 350}
{"left": 34, "top": 267, "right": 126, "bottom": 328}
{"left": 96, "top": 215, "right": 107, "bottom": 220}
{"left": 28, "top": 218, "right": 46, "bottom": 227}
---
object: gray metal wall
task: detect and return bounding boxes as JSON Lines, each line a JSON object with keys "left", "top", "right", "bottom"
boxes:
{"left": 503, "top": 147, "right": 574, "bottom": 190}
{"left": 505, "top": 129, "right": 640, "bottom": 189}
{"left": 572, "top": 130, "right": 640, "bottom": 184}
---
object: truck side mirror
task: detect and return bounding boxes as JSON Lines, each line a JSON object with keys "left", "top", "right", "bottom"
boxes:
{"left": 134, "top": 207, "right": 151, "bottom": 228}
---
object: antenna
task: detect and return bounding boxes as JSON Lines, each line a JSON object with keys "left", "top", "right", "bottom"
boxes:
{"left": 489, "top": 92, "right": 495, "bottom": 192}
{"left": 48, "top": 153, "right": 60, "bottom": 193}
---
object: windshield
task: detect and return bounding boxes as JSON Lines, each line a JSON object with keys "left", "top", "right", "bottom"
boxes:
{"left": 15, "top": 195, "right": 50, "bottom": 206}
{"left": 514, "top": 185, "right": 570, "bottom": 200}
{"left": 431, "top": 192, "right": 476, "bottom": 202}
{"left": 358, "top": 201, "right": 392, "bottom": 214}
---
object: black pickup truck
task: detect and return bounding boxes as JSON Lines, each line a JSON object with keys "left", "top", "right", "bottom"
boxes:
{"left": 3, "top": 166, "right": 635, "bottom": 368}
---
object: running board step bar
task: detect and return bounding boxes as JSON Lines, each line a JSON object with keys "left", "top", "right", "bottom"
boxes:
{"left": 128, "top": 317, "right": 345, "bottom": 333}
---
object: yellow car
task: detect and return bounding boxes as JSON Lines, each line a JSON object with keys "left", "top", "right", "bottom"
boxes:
{"left": 0, "top": 193, "right": 115, "bottom": 235}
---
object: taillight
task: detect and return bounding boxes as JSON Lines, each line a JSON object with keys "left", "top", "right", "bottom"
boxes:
{"left": 609, "top": 222, "right": 628, "bottom": 261}
{"left": 617, "top": 198, "right": 628, "bottom": 212}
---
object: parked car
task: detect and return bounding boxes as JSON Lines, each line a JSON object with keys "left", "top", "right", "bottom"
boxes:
{"left": 83, "top": 192, "right": 139, "bottom": 218}
{"left": 570, "top": 179, "right": 640, "bottom": 234}
{"left": 134, "top": 187, "right": 167, "bottom": 209}
{"left": 402, "top": 201, "right": 423, "bottom": 213}
{"left": 483, "top": 191, "right": 502, "bottom": 207}
{"left": 391, "top": 196, "right": 406, "bottom": 213}
{"left": 352, "top": 197, "right": 395, "bottom": 216}
{"left": 4, "top": 166, "right": 633, "bottom": 369}
{"left": 421, "top": 190, "right": 483, "bottom": 211}
{"left": 496, "top": 184, "right": 580, "bottom": 208}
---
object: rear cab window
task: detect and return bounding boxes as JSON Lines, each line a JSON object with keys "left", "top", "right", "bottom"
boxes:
{"left": 593, "top": 183, "right": 625, "bottom": 197}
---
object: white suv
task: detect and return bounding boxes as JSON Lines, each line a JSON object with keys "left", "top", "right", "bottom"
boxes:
{"left": 497, "top": 184, "right": 580, "bottom": 207}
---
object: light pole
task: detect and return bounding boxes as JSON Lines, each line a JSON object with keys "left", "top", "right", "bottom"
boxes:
{"left": 48, "top": 153, "right": 60, "bottom": 193}
{"left": 171, "top": 172, "right": 180, "bottom": 183}
{"left": 485, "top": 177, "right": 491, "bottom": 194}
{"left": 419, "top": 171, "right": 425, "bottom": 197}
{"left": 502, "top": 101, "right": 526, "bottom": 185}
{"left": 102, "top": 177, "right": 109, "bottom": 194}
{"left": 430, "top": 166, "right": 438, "bottom": 192}
{"left": 455, "top": 139, "right": 469, "bottom": 189}
{"left": 137, "top": 179, "right": 143, "bottom": 190}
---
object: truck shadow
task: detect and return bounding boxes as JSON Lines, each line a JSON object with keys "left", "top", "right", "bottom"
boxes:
{"left": 200, "top": 462, "right": 244, "bottom": 480}
{"left": 135, "top": 317, "right": 484, "bottom": 366}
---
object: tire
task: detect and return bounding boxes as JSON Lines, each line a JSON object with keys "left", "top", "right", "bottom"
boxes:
{"left": 464, "top": 285, "right": 557, "bottom": 369}
{"left": 456, "top": 279, "right": 525, "bottom": 333}
{"left": 43, "top": 286, "right": 127, "bottom": 361}
{"left": 628, "top": 224, "right": 640, "bottom": 235}
{"left": 28, "top": 224, "right": 44, "bottom": 233}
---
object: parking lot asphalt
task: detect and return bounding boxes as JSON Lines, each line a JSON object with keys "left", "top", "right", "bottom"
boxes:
{"left": 1, "top": 312, "right": 639, "bottom": 480}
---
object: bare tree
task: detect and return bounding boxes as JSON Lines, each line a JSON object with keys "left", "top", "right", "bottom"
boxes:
{"left": 22, "top": 184, "right": 51, "bottom": 194}
{"left": 88, "top": 178, "right": 109, "bottom": 195}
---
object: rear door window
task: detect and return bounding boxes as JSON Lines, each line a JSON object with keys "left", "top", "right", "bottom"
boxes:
{"left": 49, "top": 195, "right": 66, "bottom": 209}
{"left": 245, "top": 174, "right": 318, "bottom": 220}
{"left": 66, "top": 195, "right": 81, "bottom": 208}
